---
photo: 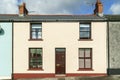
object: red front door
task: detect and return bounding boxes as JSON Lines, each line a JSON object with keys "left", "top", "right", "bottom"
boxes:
{"left": 55, "top": 48, "right": 65, "bottom": 74}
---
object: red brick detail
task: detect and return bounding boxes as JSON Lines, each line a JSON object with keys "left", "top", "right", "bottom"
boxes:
{"left": 13, "top": 73, "right": 55, "bottom": 79}
{"left": 66, "top": 73, "right": 107, "bottom": 77}
{"left": 94, "top": 0, "right": 103, "bottom": 14}
{"left": 13, "top": 73, "right": 107, "bottom": 79}
{"left": 19, "top": 3, "right": 28, "bottom": 15}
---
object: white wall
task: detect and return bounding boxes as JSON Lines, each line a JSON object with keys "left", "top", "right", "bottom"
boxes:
{"left": 14, "top": 22, "right": 107, "bottom": 74}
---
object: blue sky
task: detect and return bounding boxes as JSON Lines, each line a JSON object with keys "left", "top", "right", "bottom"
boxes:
{"left": 102, "top": 0, "right": 114, "bottom": 14}
{"left": 0, "top": 0, "right": 120, "bottom": 15}
{"left": 70, "top": 0, "right": 117, "bottom": 14}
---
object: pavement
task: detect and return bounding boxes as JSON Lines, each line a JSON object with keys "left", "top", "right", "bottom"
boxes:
{"left": 14, "top": 76, "right": 120, "bottom": 80}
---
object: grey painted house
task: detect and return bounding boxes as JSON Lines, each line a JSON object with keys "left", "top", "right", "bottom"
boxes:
{"left": 106, "top": 15, "right": 120, "bottom": 75}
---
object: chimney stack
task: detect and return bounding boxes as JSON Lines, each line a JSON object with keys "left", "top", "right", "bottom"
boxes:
{"left": 19, "top": 3, "right": 28, "bottom": 16}
{"left": 94, "top": 0, "right": 103, "bottom": 16}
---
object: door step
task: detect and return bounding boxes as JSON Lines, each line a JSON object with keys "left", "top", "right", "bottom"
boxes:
{"left": 55, "top": 74, "right": 66, "bottom": 77}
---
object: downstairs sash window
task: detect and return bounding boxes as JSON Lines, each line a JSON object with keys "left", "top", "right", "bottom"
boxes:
{"left": 29, "top": 48, "right": 42, "bottom": 70}
{"left": 79, "top": 48, "right": 92, "bottom": 70}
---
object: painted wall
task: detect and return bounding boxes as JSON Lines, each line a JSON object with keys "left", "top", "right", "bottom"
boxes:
{"left": 13, "top": 22, "right": 107, "bottom": 74}
{"left": 0, "top": 23, "right": 12, "bottom": 79}
{"left": 109, "top": 22, "right": 120, "bottom": 68}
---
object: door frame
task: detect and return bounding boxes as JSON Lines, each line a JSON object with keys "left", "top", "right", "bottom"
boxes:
{"left": 55, "top": 48, "right": 66, "bottom": 75}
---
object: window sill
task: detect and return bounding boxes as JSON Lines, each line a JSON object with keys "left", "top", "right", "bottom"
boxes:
{"left": 78, "top": 39, "right": 93, "bottom": 41}
{"left": 77, "top": 68, "right": 94, "bottom": 71}
{"left": 28, "top": 39, "right": 43, "bottom": 41}
{"left": 28, "top": 68, "right": 44, "bottom": 71}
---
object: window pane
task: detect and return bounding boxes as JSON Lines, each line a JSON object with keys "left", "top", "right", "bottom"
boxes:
{"left": 80, "top": 27, "right": 90, "bottom": 31}
{"left": 85, "top": 49, "right": 91, "bottom": 57}
{"left": 80, "top": 32, "right": 90, "bottom": 39}
{"left": 79, "top": 59, "right": 84, "bottom": 68}
{"left": 32, "top": 27, "right": 40, "bottom": 32}
{"left": 32, "top": 28, "right": 36, "bottom": 31}
{"left": 85, "top": 59, "right": 91, "bottom": 68}
{"left": 39, "top": 27, "right": 42, "bottom": 32}
{"left": 36, "top": 49, "right": 42, "bottom": 54}
{"left": 38, "top": 63, "right": 42, "bottom": 68}
{"left": 32, "top": 32, "right": 37, "bottom": 39}
{"left": 30, "top": 49, "right": 36, "bottom": 54}
{"left": 32, "top": 24, "right": 41, "bottom": 28}
{"left": 80, "top": 24, "right": 90, "bottom": 28}
{"left": 36, "top": 49, "right": 42, "bottom": 57}
{"left": 30, "top": 62, "right": 41, "bottom": 68}
{"left": 36, "top": 29, "right": 40, "bottom": 32}
{"left": 79, "top": 49, "right": 84, "bottom": 57}
{"left": 56, "top": 49, "right": 65, "bottom": 52}
{"left": 38, "top": 32, "right": 42, "bottom": 39}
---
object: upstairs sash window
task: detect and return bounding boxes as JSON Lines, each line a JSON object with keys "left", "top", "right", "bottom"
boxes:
{"left": 30, "top": 23, "right": 42, "bottom": 39}
{"left": 80, "top": 24, "right": 91, "bottom": 39}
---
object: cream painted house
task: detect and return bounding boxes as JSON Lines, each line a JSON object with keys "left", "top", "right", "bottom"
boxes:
{"left": 12, "top": 1, "right": 107, "bottom": 79}
{"left": 13, "top": 21, "right": 107, "bottom": 79}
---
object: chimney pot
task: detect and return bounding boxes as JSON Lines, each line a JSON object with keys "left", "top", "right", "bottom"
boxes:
{"left": 94, "top": 0, "right": 103, "bottom": 16}
{"left": 19, "top": 2, "right": 28, "bottom": 16}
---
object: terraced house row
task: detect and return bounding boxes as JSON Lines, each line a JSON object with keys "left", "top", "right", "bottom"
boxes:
{"left": 0, "top": 0, "right": 120, "bottom": 80}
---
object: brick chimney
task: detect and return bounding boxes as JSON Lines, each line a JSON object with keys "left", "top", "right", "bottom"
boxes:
{"left": 19, "top": 3, "right": 28, "bottom": 16}
{"left": 94, "top": 0, "right": 103, "bottom": 16}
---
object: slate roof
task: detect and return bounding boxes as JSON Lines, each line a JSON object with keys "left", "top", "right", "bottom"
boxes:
{"left": 105, "top": 15, "right": 120, "bottom": 21}
{"left": 0, "top": 14, "right": 106, "bottom": 22}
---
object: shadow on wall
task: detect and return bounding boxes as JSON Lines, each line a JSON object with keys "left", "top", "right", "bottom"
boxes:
{"left": 0, "top": 28, "right": 5, "bottom": 35}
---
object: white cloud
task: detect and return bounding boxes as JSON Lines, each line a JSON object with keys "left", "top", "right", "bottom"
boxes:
{"left": 24, "top": 0, "right": 96, "bottom": 14}
{"left": 110, "top": 3, "right": 120, "bottom": 14}
{"left": 25, "top": 0, "right": 81, "bottom": 14}
{"left": 0, "top": 0, "right": 18, "bottom": 14}
{"left": 0, "top": 0, "right": 97, "bottom": 14}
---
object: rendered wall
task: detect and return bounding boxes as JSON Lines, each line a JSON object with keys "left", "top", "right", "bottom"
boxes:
{"left": 0, "top": 23, "right": 12, "bottom": 79}
{"left": 108, "top": 22, "right": 120, "bottom": 74}
{"left": 13, "top": 22, "right": 107, "bottom": 74}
